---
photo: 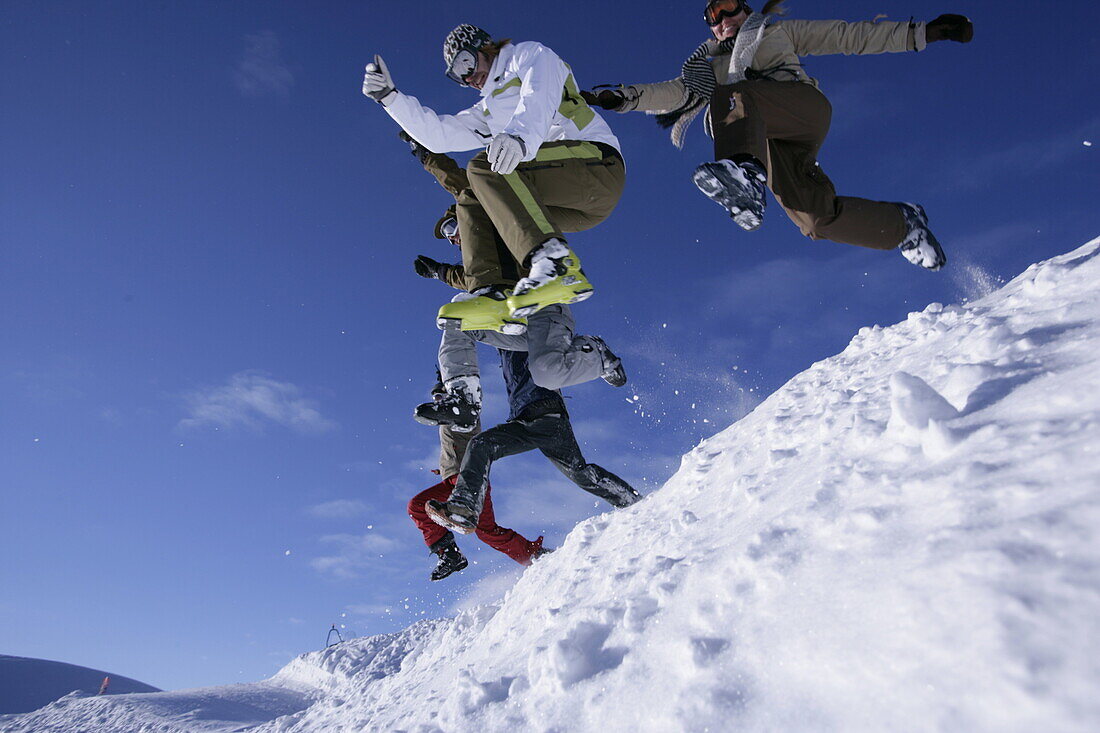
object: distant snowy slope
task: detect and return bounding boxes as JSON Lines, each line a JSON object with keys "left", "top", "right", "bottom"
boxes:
{"left": 0, "top": 655, "right": 159, "bottom": 715}
{"left": 0, "top": 674, "right": 315, "bottom": 732}
{"left": 6, "top": 237, "right": 1100, "bottom": 732}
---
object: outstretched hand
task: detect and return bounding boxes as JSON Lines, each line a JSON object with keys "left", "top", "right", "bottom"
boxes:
{"left": 926, "top": 14, "right": 973, "bottom": 43}
{"left": 399, "top": 131, "right": 430, "bottom": 164}
{"left": 414, "top": 255, "right": 445, "bottom": 280}
{"left": 581, "top": 89, "right": 626, "bottom": 111}
{"left": 362, "top": 54, "right": 396, "bottom": 103}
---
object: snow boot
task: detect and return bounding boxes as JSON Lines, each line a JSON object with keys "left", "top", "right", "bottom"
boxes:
{"left": 602, "top": 477, "right": 642, "bottom": 508}
{"left": 428, "top": 534, "right": 468, "bottom": 581}
{"left": 425, "top": 499, "right": 478, "bottom": 535}
{"left": 586, "top": 336, "right": 627, "bottom": 387}
{"left": 530, "top": 536, "right": 554, "bottom": 562}
{"left": 414, "top": 375, "right": 481, "bottom": 433}
{"left": 506, "top": 239, "right": 594, "bottom": 319}
{"left": 896, "top": 203, "right": 947, "bottom": 271}
{"left": 692, "top": 157, "right": 768, "bottom": 231}
{"left": 437, "top": 286, "right": 528, "bottom": 334}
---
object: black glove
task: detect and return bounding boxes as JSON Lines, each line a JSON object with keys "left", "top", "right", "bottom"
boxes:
{"left": 398, "top": 130, "right": 430, "bottom": 164}
{"left": 414, "top": 255, "right": 444, "bottom": 280}
{"left": 581, "top": 88, "right": 627, "bottom": 111}
{"left": 926, "top": 14, "right": 973, "bottom": 43}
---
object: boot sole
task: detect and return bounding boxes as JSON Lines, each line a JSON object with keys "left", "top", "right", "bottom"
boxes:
{"left": 602, "top": 367, "right": 628, "bottom": 388}
{"left": 413, "top": 410, "right": 477, "bottom": 432}
{"left": 732, "top": 209, "right": 762, "bottom": 232}
{"left": 425, "top": 501, "right": 477, "bottom": 535}
{"left": 437, "top": 316, "right": 527, "bottom": 334}
{"left": 692, "top": 166, "right": 763, "bottom": 232}
{"left": 509, "top": 288, "right": 593, "bottom": 319}
{"left": 899, "top": 205, "right": 947, "bottom": 271}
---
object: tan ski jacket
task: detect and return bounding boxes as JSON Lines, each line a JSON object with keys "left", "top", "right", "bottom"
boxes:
{"left": 627, "top": 18, "right": 926, "bottom": 113}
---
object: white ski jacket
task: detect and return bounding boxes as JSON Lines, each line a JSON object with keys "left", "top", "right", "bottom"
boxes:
{"left": 384, "top": 41, "right": 621, "bottom": 162}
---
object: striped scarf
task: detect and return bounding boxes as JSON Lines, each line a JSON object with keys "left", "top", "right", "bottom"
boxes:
{"left": 655, "top": 12, "right": 770, "bottom": 148}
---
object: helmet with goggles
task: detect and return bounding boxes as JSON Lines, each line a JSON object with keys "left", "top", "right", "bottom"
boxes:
{"left": 443, "top": 24, "right": 491, "bottom": 85}
{"left": 704, "top": 0, "right": 751, "bottom": 26}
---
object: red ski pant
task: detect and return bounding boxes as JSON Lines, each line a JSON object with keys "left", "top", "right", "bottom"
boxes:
{"left": 407, "top": 477, "right": 541, "bottom": 566}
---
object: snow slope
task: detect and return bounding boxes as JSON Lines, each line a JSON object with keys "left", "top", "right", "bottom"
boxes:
{"left": 0, "top": 655, "right": 159, "bottom": 715}
{"left": 6, "top": 238, "right": 1100, "bottom": 732}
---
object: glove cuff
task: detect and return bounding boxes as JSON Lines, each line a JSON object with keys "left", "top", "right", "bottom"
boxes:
{"left": 618, "top": 85, "right": 640, "bottom": 113}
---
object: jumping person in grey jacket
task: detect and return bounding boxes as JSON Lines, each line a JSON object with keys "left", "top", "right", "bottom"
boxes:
{"left": 582, "top": 1, "right": 973, "bottom": 271}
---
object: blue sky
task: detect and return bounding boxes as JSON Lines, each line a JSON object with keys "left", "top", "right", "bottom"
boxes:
{"left": 1, "top": 0, "right": 1097, "bottom": 691}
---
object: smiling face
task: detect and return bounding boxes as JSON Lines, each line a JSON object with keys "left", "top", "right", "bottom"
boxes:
{"left": 466, "top": 50, "right": 492, "bottom": 90}
{"left": 710, "top": 7, "right": 749, "bottom": 40}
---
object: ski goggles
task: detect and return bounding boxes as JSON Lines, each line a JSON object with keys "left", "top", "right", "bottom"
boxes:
{"left": 704, "top": 0, "right": 748, "bottom": 26}
{"left": 440, "top": 217, "right": 459, "bottom": 241}
{"left": 445, "top": 48, "right": 478, "bottom": 86}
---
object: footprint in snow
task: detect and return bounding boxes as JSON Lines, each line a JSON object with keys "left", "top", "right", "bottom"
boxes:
{"left": 531, "top": 621, "right": 627, "bottom": 688}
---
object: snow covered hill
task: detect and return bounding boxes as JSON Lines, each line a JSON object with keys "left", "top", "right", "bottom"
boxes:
{"left": 0, "top": 655, "right": 159, "bottom": 715}
{"left": 5, "top": 238, "right": 1100, "bottom": 732}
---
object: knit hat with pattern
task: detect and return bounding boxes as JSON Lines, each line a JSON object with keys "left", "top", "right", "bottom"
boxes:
{"left": 443, "top": 24, "right": 491, "bottom": 67}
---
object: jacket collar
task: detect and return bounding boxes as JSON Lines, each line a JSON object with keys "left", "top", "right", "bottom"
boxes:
{"left": 480, "top": 43, "right": 516, "bottom": 98}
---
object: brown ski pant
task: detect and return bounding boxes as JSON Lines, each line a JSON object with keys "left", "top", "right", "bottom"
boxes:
{"left": 438, "top": 422, "right": 478, "bottom": 480}
{"left": 710, "top": 80, "right": 906, "bottom": 250}
{"left": 458, "top": 140, "right": 626, "bottom": 290}
{"left": 421, "top": 152, "right": 520, "bottom": 288}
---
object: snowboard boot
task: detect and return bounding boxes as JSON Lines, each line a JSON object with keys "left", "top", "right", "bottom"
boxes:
{"left": 585, "top": 336, "right": 627, "bottom": 387}
{"left": 506, "top": 239, "right": 594, "bottom": 319}
{"left": 437, "top": 286, "right": 528, "bottom": 334}
{"left": 896, "top": 203, "right": 947, "bottom": 271}
{"left": 414, "top": 375, "right": 481, "bottom": 432}
{"left": 425, "top": 499, "right": 478, "bottom": 535}
{"left": 428, "top": 533, "right": 469, "bottom": 581}
{"left": 692, "top": 157, "right": 768, "bottom": 231}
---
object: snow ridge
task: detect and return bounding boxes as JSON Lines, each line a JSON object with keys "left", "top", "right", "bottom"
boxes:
{"left": 6, "top": 238, "right": 1100, "bottom": 732}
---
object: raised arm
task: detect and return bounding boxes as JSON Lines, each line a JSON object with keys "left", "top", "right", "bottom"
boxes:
{"left": 779, "top": 18, "right": 924, "bottom": 56}
{"left": 582, "top": 77, "right": 689, "bottom": 115}
{"left": 384, "top": 92, "right": 492, "bottom": 154}
{"left": 363, "top": 55, "right": 491, "bottom": 152}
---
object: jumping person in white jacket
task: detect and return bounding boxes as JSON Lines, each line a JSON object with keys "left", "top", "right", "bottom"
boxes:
{"left": 362, "top": 25, "right": 626, "bottom": 332}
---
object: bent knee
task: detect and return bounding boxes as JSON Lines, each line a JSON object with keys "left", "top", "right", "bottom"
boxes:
{"left": 528, "top": 357, "right": 567, "bottom": 390}
{"left": 465, "top": 154, "right": 494, "bottom": 178}
{"left": 801, "top": 213, "right": 840, "bottom": 241}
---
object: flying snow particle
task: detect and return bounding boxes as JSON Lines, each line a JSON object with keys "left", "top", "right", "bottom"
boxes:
{"left": 33, "top": 438, "right": 40, "bottom": 443}
{"left": 367, "top": 524, "right": 374, "bottom": 530}
{"left": 284, "top": 550, "right": 291, "bottom": 556}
